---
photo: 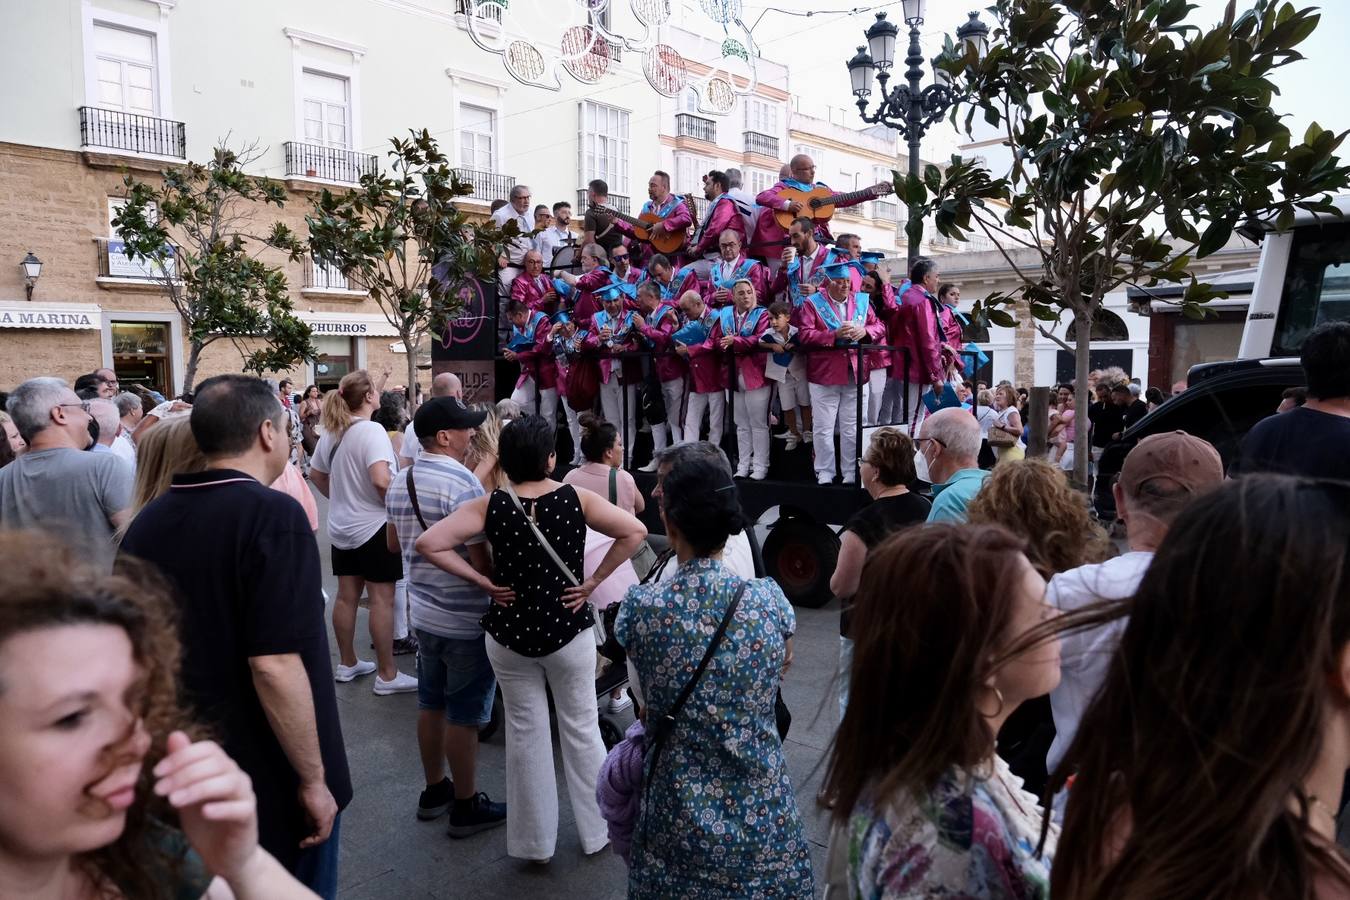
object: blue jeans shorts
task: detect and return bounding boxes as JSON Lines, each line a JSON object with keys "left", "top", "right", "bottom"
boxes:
{"left": 415, "top": 629, "right": 497, "bottom": 727}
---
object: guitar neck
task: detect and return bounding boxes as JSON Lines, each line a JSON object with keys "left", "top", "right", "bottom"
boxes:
{"left": 818, "top": 187, "right": 876, "bottom": 208}
{"left": 599, "top": 207, "right": 644, "bottom": 228}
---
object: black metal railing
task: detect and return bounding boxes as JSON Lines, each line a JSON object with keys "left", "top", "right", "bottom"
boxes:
{"left": 79, "top": 106, "right": 185, "bottom": 158}
{"left": 743, "top": 130, "right": 779, "bottom": 157}
{"left": 283, "top": 142, "right": 378, "bottom": 184}
{"left": 454, "top": 167, "right": 516, "bottom": 203}
{"left": 455, "top": 0, "right": 506, "bottom": 22}
{"left": 577, "top": 189, "right": 631, "bottom": 215}
{"left": 675, "top": 113, "right": 717, "bottom": 143}
{"left": 95, "top": 237, "right": 176, "bottom": 280}
{"left": 688, "top": 195, "right": 710, "bottom": 222}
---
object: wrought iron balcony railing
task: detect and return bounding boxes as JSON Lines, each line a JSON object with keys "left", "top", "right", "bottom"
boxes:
{"left": 79, "top": 106, "right": 185, "bottom": 159}
{"left": 576, "top": 189, "right": 631, "bottom": 216}
{"left": 675, "top": 113, "right": 716, "bottom": 144}
{"left": 743, "top": 130, "right": 779, "bottom": 157}
{"left": 283, "top": 142, "right": 378, "bottom": 184}
{"left": 453, "top": 168, "right": 516, "bottom": 203}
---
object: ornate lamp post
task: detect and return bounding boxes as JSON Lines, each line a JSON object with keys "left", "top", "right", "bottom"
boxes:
{"left": 848, "top": 3, "right": 990, "bottom": 264}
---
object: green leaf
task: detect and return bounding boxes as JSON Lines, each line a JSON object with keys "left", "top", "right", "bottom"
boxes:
{"left": 987, "top": 308, "right": 1019, "bottom": 328}
{"left": 1104, "top": 100, "right": 1146, "bottom": 121}
{"left": 1196, "top": 217, "right": 1233, "bottom": 258}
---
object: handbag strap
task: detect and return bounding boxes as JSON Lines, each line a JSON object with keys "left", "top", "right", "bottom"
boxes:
{"left": 503, "top": 484, "right": 581, "bottom": 586}
{"left": 607, "top": 465, "right": 618, "bottom": 506}
{"left": 406, "top": 466, "right": 428, "bottom": 531}
{"left": 645, "top": 579, "right": 749, "bottom": 796}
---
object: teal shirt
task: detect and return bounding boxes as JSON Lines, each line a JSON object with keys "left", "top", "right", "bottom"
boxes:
{"left": 926, "top": 468, "right": 991, "bottom": 523}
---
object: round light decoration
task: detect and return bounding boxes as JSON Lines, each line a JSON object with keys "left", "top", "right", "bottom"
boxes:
{"left": 643, "top": 43, "right": 688, "bottom": 96}
{"left": 560, "top": 25, "right": 610, "bottom": 83}
{"left": 699, "top": 0, "right": 742, "bottom": 24}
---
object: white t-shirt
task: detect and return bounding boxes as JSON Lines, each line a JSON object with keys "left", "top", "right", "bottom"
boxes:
{"left": 310, "top": 419, "right": 397, "bottom": 549}
{"left": 652, "top": 530, "right": 756, "bottom": 584}
{"left": 974, "top": 404, "right": 998, "bottom": 439}
{"left": 1046, "top": 550, "right": 1154, "bottom": 772}
{"left": 110, "top": 432, "right": 137, "bottom": 464}
{"left": 400, "top": 427, "right": 421, "bottom": 463}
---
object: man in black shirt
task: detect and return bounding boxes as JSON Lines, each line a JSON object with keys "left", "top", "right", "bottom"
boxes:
{"left": 1110, "top": 382, "right": 1149, "bottom": 440}
{"left": 1234, "top": 321, "right": 1350, "bottom": 481}
{"left": 121, "top": 375, "right": 351, "bottom": 899}
{"left": 581, "top": 177, "right": 627, "bottom": 257}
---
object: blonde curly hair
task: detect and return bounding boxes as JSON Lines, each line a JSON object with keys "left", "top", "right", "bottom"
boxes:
{"left": 966, "top": 457, "right": 1112, "bottom": 576}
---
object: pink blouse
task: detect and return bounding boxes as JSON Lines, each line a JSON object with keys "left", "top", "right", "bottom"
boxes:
{"left": 563, "top": 461, "right": 642, "bottom": 515}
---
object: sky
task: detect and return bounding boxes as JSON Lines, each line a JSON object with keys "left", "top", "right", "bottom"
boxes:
{"left": 730, "top": 0, "right": 1348, "bottom": 160}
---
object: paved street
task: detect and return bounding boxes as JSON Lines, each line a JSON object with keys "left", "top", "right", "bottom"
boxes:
{"left": 312, "top": 491, "right": 841, "bottom": 899}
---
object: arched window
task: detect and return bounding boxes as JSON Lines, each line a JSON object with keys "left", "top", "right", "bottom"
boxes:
{"left": 1066, "top": 308, "right": 1130, "bottom": 342}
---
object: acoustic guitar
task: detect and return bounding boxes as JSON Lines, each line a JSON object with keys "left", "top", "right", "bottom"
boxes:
{"left": 590, "top": 195, "right": 693, "bottom": 255}
{"left": 771, "top": 182, "right": 895, "bottom": 230}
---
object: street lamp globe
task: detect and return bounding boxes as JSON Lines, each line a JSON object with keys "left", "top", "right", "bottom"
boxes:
{"left": 956, "top": 10, "right": 991, "bottom": 61}
{"left": 901, "top": 0, "right": 927, "bottom": 26}
{"left": 847, "top": 46, "right": 875, "bottom": 97}
{"left": 20, "top": 251, "right": 41, "bottom": 281}
{"left": 865, "top": 12, "right": 898, "bottom": 71}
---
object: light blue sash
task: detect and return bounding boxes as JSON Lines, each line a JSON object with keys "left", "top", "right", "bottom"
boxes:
{"left": 710, "top": 257, "right": 757, "bottom": 292}
{"left": 643, "top": 195, "right": 683, "bottom": 218}
{"left": 508, "top": 311, "right": 546, "bottom": 351}
{"left": 716, "top": 305, "right": 766, "bottom": 336}
{"left": 807, "top": 293, "right": 869, "bottom": 333}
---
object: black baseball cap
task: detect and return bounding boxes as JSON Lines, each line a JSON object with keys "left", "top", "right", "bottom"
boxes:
{"left": 413, "top": 397, "right": 487, "bottom": 438}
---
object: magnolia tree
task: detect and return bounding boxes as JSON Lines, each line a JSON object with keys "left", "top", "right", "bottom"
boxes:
{"left": 898, "top": 0, "right": 1348, "bottom": 483}
{"left": 306, "top": 130, "right": 515, "bottom": 406}
{"left": 115, "top": 145, "right": 316, "bottom": 392}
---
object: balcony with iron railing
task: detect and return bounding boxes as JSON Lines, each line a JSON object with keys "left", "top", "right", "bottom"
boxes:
{"left": 576, "top": 189, "right": 631, "bottom": 216}
{"left": 283, "top": 142, "right": 378, "bottom": 184}
{"left": 688, "top": 195, "right": 710, "bottom": 222}
{"left": 453, "top": 168, "right": 516, "bottom": 204}
{"left": 743, "top": 131, "right": 779, "bottom": 158}
{"left": 873, "top": 200, "right": 899, "bottom": 223}
{"left": 79, "top": 106, "right": 185, "bottom": 159}
{"left": 675, "top": 114, "right": 717, "bottom": 144}
{"left": 302, "top": 258, "right": 366, "bottom": 296}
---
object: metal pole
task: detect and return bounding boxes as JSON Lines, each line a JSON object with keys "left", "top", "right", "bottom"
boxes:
{"left": 905, "top": 21, "right": 925, "bottom": 268}
{"left": 855, "top": 342, "right": 865, "bottom": 485}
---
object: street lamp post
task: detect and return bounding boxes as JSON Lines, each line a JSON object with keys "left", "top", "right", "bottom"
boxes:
{"left": 848, "top": 4, "right": 990, "bottom": 265}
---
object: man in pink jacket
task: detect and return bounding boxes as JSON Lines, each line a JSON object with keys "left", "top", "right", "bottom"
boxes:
{"left": 641, "top": 253, "right": 700, "bottom": 306}
{"left": 634, "top": 279, "right": 687, "bottom": 469}
{"left": 894, "top": 257, "right": 953, "bottom": 425}
{"left": 674, "top": 290, "right": 726, "bottom": 447}
{"left": 710, "top": 278, "right": 772, "bottom": 480}
{"left": 503, "top": 300, "right": 558, "bottom": 426}
{"left": 688, "top": 170, "right": 749, "bottom": 265}
{"left": 510, "top": 249, "right": 560, "bottom": 314}
{"left": 794, "top": 260, "right": 885, "bottom": 485}
{"left": 583, "top": 283, "right": 644, "bottom": 450}
{"left": 557, "top": 243, "right": 613, "bottom": 329}
{"left": 751, "top": 154, "right": 890, "bottom": 265}
{"left": 614, "top": 170, "right": 693, "bottom": 268}
{"left": 702, "top": 230, "right": 769, "bottom": 309}
{"left": 768, "top": 217, "right": 834, "bottom": 307}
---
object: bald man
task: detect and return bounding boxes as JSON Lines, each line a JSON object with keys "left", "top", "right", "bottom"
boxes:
{"left": 399, "top": 373, "right": 464, "bottom": 466}
{"left": 751, "top": 154, "right": 891, "bottom": 264}
{"left": 610, "top": 170, "right": 693, "bottom": 268}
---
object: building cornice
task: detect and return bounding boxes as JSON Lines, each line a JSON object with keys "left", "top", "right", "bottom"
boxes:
{"left": 283, "top": 27, "right": 367, "bottom": 60}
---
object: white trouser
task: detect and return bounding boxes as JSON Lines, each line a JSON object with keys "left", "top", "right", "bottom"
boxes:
{"left": 511, "top": 377, "right": 559, "bottom": 425}
{"left": 878, "top": 376, "right": 906, "bottom": 426}
{"left": 599, "top": 379, "right": 638, "bottom": 456}
{"left": 809, "top": 380, "right": 860, "bottom": 483}
{"left": 684, "top": 390, "right": 726, "bottom": 447}
{"left": 651, "top": 377, "right": 686, "bottom": 452}
{"left": 393, "top": 579, "right": 409, "bottom": 640}
{"left": 865, "top": 368, "right": 887, "bottom": 426}
{"left": 561, "top": 396, "right": 584, "bottom": 463}
{"left": 731, "top": 385, "right": 772, "bottom": 476}
{"left": 485, "top": 629, "right": 609, "bottom": 859}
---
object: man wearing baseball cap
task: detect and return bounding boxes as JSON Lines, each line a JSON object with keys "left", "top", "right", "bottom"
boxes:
{"left": 384, "top": 397, "right": 507, "bottom": 836}
{"left": 1046, "top": 431, "right": 1224, "bottom": 779}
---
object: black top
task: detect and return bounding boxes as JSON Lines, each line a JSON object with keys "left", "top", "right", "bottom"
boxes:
{"left": 482, "top": 484, "right": 594, "bottom": 656}
{"left": 1087, "top": 400, "right": 1114, "bottom": 449}
{"left": 583, "top": 207, "right": 626, "bottom": 255}
{"left": 839, "top": 491, "right": 932, "bottom": 636}
{"left": 1233, "top": 406, "right": 1350, "bottom": 481}
{"left": 120, "top": 469, "right": 352, "bottom": 869}
{"left": 1119, "top": 398, "right": 1149, "bottom": 435}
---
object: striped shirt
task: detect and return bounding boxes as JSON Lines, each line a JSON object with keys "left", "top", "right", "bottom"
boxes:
{"left": 385, "top": 453, "right": 489, "bottom": 639}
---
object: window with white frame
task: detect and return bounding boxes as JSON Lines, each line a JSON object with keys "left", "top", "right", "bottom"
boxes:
{"left": 749, "top": 168, "right": 775, "bottom": 194}
{"left": 458, "top": 104, "right": 496, "bottom": 171}
{"left": 301, "top": 70, "right": 351, "bottom": 148}
{"left": 744, "top": 98, "right": 778, "bottom": 135}
{"left": 580, "top": 101, "right": 630, "bottom": 196}
{"left": 93, "top": 23, "right": 157, "bottom": 115}
{"left": 793, "top": 143, "right": 824, "bottom": 161}
{"left": 106, "top": 197, "right": 172, "bottom": 279}
{"left": 107, "top": 197, "right": 158, "bottom": 234}
{"left": 674, "top": 153, "right": 713, "bottom": 196}
{"left": 681, "top": 88, "right": 699, "bottom": 114}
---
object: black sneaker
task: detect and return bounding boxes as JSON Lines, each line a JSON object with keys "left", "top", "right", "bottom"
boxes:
{"left": 417, "top": 777, "right": 454, "bottom": 821}
{"left": 447, "top": 792, "right": 507, "bottom": 838}
{"left": 392, "top": 635, "right": 419, "bottom": 656}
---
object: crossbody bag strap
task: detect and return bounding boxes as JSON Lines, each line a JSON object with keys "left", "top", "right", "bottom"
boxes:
{"left": 608, "top": 466, "right": 618, "bottom": 506}
{"left": 406, "top": 466, "right": 429, "bottom": 531}
{"left": 503, "top": 484, "right": 581, "bottom": 586}
{"left": 640, "top": 547, "right": 676, "bottom": 585}
{"left": 645, "top": 579, "right": 749, "bottom": 795}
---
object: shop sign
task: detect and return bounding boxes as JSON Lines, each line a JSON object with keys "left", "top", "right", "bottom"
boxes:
{"left": 106, "top": 241, "right": 176, "bottom": 279}
{"left": 0, "top": 304, "right": 102, "bottom": 330}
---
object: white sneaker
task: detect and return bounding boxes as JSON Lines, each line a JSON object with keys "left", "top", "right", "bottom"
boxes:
{"left": 817, "top": 474, "right": 833, "bottom": 485}
{"left": 607, "top": 693, "right": 632, "bottom": 714}
{"left": 750, "top": 471, "right": 767, "bottom": 481}
{"left": 373, "top": 670, "right": 419, "bottom": 695}
{"left": 784, "top": 436, "right": 801, "bottom": 451}
{"left": 335, "top": 659, "right": 376, "bottom": 683}
{"left": 734, "top": 469, "right": 750, "bottom": 479}
{"left": 802, "top": 432, "right": 814, "bottom": 444}
{"left": 637, "top": 460, "right": 659, "bottom": 473}
{"left": 773, "top": 431, "right": 791, "bottom": 440}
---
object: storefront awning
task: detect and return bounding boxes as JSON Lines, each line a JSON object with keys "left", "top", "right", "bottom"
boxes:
{"left": 0, "top": 302, "right": 103, "bottom": 330}
{"left": 297, "top": 311, "right": 401, "bottom": 337}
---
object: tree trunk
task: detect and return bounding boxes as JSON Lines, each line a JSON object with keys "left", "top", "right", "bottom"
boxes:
{"left": 1072, "top": 304, "right": 1093, "bottom": 488}
{"left": 403, "top": 332, "right": 419, "bottom": 414}
{"left": 182, "top": 340, "right": 204, "bottom": 396}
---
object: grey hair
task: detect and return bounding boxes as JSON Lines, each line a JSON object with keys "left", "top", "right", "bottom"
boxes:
{"left": 494, "top": 398, "right": 523, "bottom": 421}
{"left": 910, "top": 256, "right": 938, "bottom": 284}
{"left": 510, "top": 184, "right": 530, "bottom": 199}
{"left": 581, "top": 243, "right": 608, "bottom": 265}
{"left": 924, "top": 407, "right": 982, "bottom": 461}
{"left": 654, "top": 440, "right": 733, "bottom": 474}
{"left": 114, "top": 391, "right": 142, "bottom": 418}
{"left": 725, "top": 167, "right": 743, "bottom": 188}
{"left": 88, "top": 399, "right": 120, "bottom": 442}
{"left": 6, "top": 377, "right": 72, "bottom": 443}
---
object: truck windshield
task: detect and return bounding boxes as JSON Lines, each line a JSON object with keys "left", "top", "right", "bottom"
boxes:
{"left": 1272, "top": 221, "right": 1350, "bottom": 357}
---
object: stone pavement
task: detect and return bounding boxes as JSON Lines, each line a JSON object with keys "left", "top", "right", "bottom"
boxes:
{"left": 312, "top": 493, "right": 841, "bottom": 899}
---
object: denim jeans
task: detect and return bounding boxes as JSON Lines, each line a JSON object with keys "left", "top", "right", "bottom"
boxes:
{"left": 292, "top": 811, "right": 341, "bottom": 900}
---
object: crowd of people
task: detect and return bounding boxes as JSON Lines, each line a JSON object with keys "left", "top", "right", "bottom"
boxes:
{"left": 0, "top": 229, "right": 1347, "bottom": 899}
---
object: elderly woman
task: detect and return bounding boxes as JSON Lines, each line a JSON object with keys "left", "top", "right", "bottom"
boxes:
{"left": 616, "top": 457, "right": 813, "bottom": 899}
{"left": 416, "top": 414, "right": 646, "bottom": 864}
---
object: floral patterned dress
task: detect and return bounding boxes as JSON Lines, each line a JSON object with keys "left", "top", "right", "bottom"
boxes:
{"left": 614, "top": 557, "right": 814, "bottom": 899}
{"left": 827, "top": 757, "right": 1058, "bottom": 899}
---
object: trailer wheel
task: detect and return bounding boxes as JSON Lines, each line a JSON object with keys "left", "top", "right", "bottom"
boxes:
{"left": 763, "top": 516, "right": 839, "bottom": 608}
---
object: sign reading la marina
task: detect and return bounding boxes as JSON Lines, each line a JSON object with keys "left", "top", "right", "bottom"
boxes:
{"left": 0, "top": 308, "right": 98, "bottom": 329}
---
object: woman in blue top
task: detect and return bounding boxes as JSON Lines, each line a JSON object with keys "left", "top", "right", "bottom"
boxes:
{"left": 615, "top": 458, "right": 813, "bottom": 899}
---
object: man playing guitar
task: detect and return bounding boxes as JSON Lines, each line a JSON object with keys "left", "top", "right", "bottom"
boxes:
{"left": 688, "top": 170, "right": 748, "bottom": 269}
{"left": 612, "top": 170, "right": 693, "bottom": 267}
{"left": 751, "top": 154, "right": 890, "bottom": 264}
